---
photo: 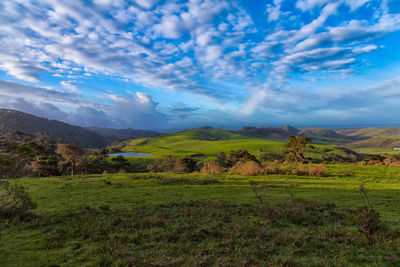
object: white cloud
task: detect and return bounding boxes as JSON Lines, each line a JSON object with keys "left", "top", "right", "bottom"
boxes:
{"left": 266, "top": 0, "right": 283, "bottom": 22}
{"left": 205, "top": 45, "right": 223, "bottom": 62}
{"left": 60, "top": 81, "right": 78, "bottom": 92}
{"left": 0, "top": 80, "right": 167, "bottom": 129}
{"left": 296, "top": 0, "right": 330, "bottom": 12}
{"left": 154, "top": 15, "right": 186, "bottom": 39}
{"left": 0, "top": 0, "right": 399, "bottom": 126}
{"left": 135, "top": 0, "right": 159, "bottom": 9}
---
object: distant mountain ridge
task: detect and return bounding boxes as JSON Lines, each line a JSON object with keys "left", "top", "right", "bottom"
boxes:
{"left": 87, "top": 127, "right": 160, "bottom": 141}
{"left": 0, "top": 109, "right": 107, "bottom": 148}
{"left": 2, "top": 108, "right": 400, "bottom": 151}
{"left": 238, "top": 126, "right": 346, "bottom": 139}
{"left": 0, "top": 109, "right": 161, "bottom": 148}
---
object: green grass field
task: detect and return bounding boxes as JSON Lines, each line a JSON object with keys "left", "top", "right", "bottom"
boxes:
{"left": 1, "top": 164, "right": 400, "bottom": 266}
{"left": 351, "top": 147, "right": 400, "bottom": 154}
{"left": 121, "top": 130, "right": 347, "bottom": 161}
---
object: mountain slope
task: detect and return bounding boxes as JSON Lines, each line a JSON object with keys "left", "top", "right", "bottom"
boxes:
{"left": 0, "top": 109, "right": 107, "bottom": 148}
{"left": 336, "top": 127, "right": 400, "bottom": 138}
{"left": 299, "top": 127, "right": 344, "bottom": 138}
{"left": 237, "top": 126, "right": 298, "bottom": 138}
{"left": 347, "top": 137, "right": 400, "bottom": 149}
{"left": 87, "top": 127, "right": 160, "bottom": 141}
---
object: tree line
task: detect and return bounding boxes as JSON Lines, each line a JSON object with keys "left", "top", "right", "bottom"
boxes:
{"left": 0, "top": 131, "right": 117, "bottom": 178}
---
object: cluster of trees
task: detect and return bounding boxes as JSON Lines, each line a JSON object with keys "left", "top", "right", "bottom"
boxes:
{"left": 145, "top": 136, "right": 323, "bottom": 176}
{"left": 0, "top": 132, "right": 364, "bottom": 178}
{"left": 0, "top": 131, "right": 123, "bottom": 178}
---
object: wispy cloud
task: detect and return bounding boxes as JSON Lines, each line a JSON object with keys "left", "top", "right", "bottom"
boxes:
{"left": 0, "top": 0, "right": 399, "bottom": 128}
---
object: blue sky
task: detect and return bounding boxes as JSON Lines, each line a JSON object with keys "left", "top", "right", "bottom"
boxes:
{"left": 1, "top": 0, "right": 400, "bottom": 129}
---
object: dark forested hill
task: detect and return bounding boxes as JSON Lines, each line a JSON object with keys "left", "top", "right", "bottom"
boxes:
{"left": 237, "top": 126, "right": 299, "bottom": 138}
{"left": 87, "top": 127, "right": 160, "bottom": 141}
{"left": 0, "top": 109, "right": 107, "bottom": 148}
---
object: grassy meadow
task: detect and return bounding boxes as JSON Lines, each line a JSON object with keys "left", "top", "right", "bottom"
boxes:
{"left": 121, "top": 129, "right": 349, "bottom": 160}
{"left": 1, "top": 164, "right": 400, "bottom": 266}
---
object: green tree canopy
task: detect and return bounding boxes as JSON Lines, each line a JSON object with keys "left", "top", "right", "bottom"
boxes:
{"left": 280, "top": 135, "right": 313, "bottom": 163}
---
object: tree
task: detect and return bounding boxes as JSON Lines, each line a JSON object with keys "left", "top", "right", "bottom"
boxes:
{"left": 9, "top": 142, "right": 46, "bottom": 177}
{"left": 0, "top": 180, "right": 37, "bottom": 217}
{"left": 0, "top": 156, "right": 14, "bottom": 178}
{"left": 55, "top": 144, "right": 84, "bottom": 176}
{"left": 280, "top": 135, "right": 313, "bottom": 163}
{"left": 110, "top": 155, "right": 130, "bottom": 172}
{"left": 225, "top": 149, "right": 258, "bottom": 167}
{"left": 30, "top": 155, "right": 59, "bottom": 177}
{"left": 86, "top": 148, "right": 109, "bottom": 174}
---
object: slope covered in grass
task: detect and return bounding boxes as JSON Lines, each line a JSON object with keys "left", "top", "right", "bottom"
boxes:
{"left": 348, "top": 137, "right": 400, "bottom": 149}
{"left": 1, "top": 166, "right": 400, "bottom": 266}
{"left": 337, "top": 127, "right": 400, "bottom": 138}
{"left": 121, "top": 128, "right": 347, "bottom": 159}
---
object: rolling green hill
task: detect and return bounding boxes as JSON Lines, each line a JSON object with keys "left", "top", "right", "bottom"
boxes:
{"left": 121, "top": 128, "right": 352, "bottom": 160}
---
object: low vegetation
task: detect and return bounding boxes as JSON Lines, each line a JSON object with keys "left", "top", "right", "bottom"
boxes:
{"left": 0, "top": 171, "right": 399, "bottom": 266}
{"left": 1, "top": 128, "right": 400, "bottom": 265}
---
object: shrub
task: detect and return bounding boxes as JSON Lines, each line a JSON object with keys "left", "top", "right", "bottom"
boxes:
{"left": 250, "top": 181, "right": 269, "bottom": 204}
{"left": 225, "top": 149, "right": 258, "bottom": 167}
{"left": 258, "top": 152, "right": 282, "bottom": 162}
{"left": 29, "top": 155, "right": 59, "bottom": 177}
{"left": 0, "top": 156, "right": 14, "bottom": 178}
{"left": 0, "top": 180, "right": 37, "bottom": 218}
{"left": 158, "top": 155, "right": 176, "bottom": 172}
{"left": 174, "top": 156, "right": 196, "bottom": 173}
{"left": 352, "top": 206, "right": 381, "bottom": 244}
{"left": 263, "top": 163, "right": 326, "bottom": 177}
{"left": 352, "top": 184, "right": 382, "bottom": 244}
{"left": 231, "top": 161, "right": 265, "bottom": 176}
{"left": 201, "top": 161, "right": 224, "bottom": 175}
{"left": 307, "top": 164, "right": 326, "bottom": 177}
{"left": 389, "top": 161, "right": 400, "bottom": 167}
{"left": 110, "top": 156, "right": 130, "bottom": 172}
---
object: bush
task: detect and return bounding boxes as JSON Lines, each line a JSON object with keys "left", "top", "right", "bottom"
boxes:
{"left": 352, "top": 184, "right": 382, "bottom": 244}
{"left": 201, "top": 161, "right": 224, "bottom": 175}
{"left": 258, "top": 152, "right": 282, "bottom": 162}
{"left": 158, "top": 155, "right": 176, "bottom": 172}
{"left": 0, "top": 180, "right": 37, "bottom": 218}
{"left": 174, "top": 156, "right": 196, "bottom": 173}
{"left": 263, "top": 163, "right": 326, "bottom": 177}
{"left": 230, "top": 161, "right": 265, "bottom": 176}
{"left": 352, "top": 206, "right": 381, "bottom": 244}
{"left": 225, "top": 149, "right": 258, "bottom": 167}
{"left": 0, "top": 156, "right": 14, "bottom": 178}
{"left": 307, "top": 164, "right": 326, "bottom": 177}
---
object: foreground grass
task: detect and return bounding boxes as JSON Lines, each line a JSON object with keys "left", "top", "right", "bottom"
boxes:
{"left": 1, "top": 165, "right": 400, "bottom": 266}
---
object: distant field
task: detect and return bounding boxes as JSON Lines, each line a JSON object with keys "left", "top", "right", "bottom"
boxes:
{"left": 121, "top": 130, "right": 346, "bottom": 160}
{"left": 351, "top": 147, "right": 400, "bottom": 154}
{"left": 1, "top": 164, "right": 400, "bottom": 266}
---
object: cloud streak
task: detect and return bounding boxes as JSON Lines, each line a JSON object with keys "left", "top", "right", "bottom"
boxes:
{"left": 0, "top": 0, "right": 399, "bottom": 128}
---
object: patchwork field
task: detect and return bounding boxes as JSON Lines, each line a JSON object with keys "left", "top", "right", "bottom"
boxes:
{"left": 1, "top": 164, "right": 400, "bottom": 266}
